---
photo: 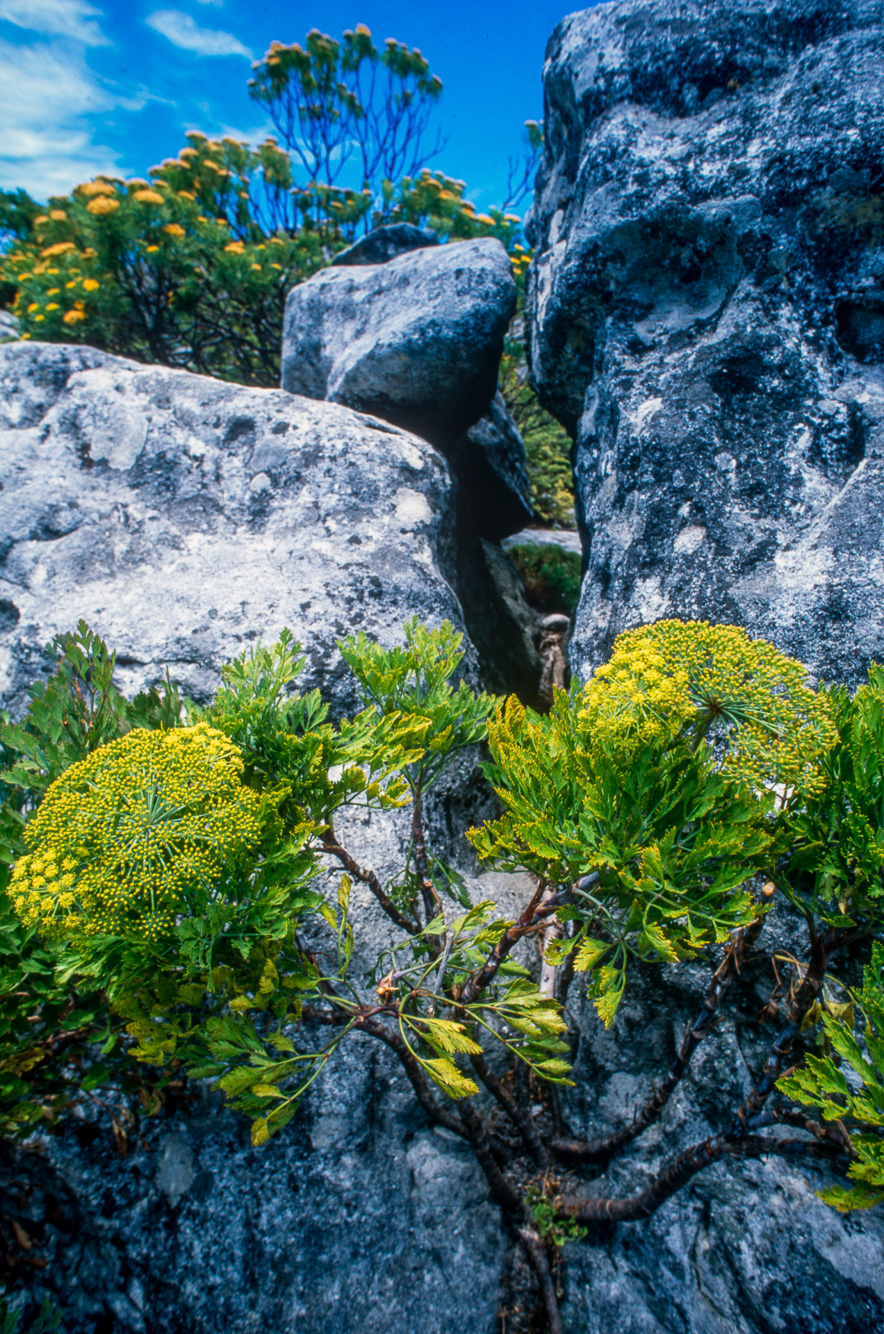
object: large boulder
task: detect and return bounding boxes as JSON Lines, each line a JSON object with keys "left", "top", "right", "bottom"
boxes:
{"left": 282, "top": 237, "right": 533, "bottom": 541}
{"left": 0, "top": 341, "right": 468, "bottom": 719}
{"left": 282, "top": 237, "right": 515, "bottom": 437}
{"left": 523, "top": 3, "right": 884, "bottom": 1328}
{"left": 527, "top": 0, "right": 884, "bottom": 687}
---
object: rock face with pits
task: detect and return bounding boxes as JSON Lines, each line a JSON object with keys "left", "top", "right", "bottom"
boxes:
{"left": 527, "top": 0, "right": 884, "bottom": 688}
{"left": 523, "top": 3, "right": 884, "bottom": 1328}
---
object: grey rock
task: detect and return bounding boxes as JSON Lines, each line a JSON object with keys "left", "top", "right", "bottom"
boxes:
{"left": 503, "top": 527, "right": 582, "bottom": 555}
{"left": 527, "top": 0, "right": 884, "bottom": 687}
{"left": 555, "top": 902, "right": 884, "bottom": 1334}
{"left": 0, "top": 340, "right": 472, "bottom": 720}
{"left": 0, "top": 338, "right": 529, "bottom": 1333}
{"left": 457, "top": 537, "right": 542, "bottom": 703}
{"left": 330, "top": 222, "right": 440, "bottom": 266}
{"left": 6, "top": 1049, "right": 506, "bottom": 1334}
{"left": 522, "top": 2, "right": 884, "bottom": 1328}
{"left": 282, "top": 238, "right": 515, "bottom": 438}
{"left": 0, "top": 309, "right": 17, "bottom": 340}
{"left": 155, "top": 1132, "right": 195, "bottom": 1208}
{"left": 282, "top": 238, "right": 533, "bottom": 543}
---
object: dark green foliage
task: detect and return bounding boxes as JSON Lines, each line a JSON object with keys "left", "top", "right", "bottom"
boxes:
{"left": 778, "top": 942, "right": 884, "bottom": 1210}
{"left": 781, "top": 665, "right": 884, "bottom": 924}
{"left": 0, "top": 624, "right": 185, "bottom": 1137}
{"left": 506, "top": 543, "right": 582, "bottom": 615}
{"left": 469, "top": 689, "right": 774, "bottom": 1025}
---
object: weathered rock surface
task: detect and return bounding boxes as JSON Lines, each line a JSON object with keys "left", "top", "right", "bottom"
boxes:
{"left": 282, "top": 237, "right": 515, "bottom": 438}
{"left": 7, "top": 833, "right": 533, "bottom": 1334}
{"left": 0, "top": 340, "right": 469, "bottom": 719}
{"left": 556, "top": 902, "right": 884, "bottom": 1334}
{"left": 527, "top": 0, "right": 884, "bottom": 687}
{"left": 282, "top": 237, "right": 533, "bottom": 542}
{"left": 330, "top": 221, "right": 440, "bottom": 266}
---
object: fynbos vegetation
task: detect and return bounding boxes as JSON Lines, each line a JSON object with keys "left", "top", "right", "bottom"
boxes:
{"left": 1, "top": 618, "right": 882, "bottom": 1330}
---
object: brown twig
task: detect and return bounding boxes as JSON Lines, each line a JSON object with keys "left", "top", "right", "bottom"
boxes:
{"left": 517, "top": 1227, "right": 564, "bottom": 1334}
{"left": 458, "top": 884, "right": 562, "bottom": 1006}
{"left": 320, "top": 823, "right": 420, "bottom": 935}
{"left": 550, "top": 916, "right": 765, "bottom": 1163}
{"left": 731, "top": 925, "right": 838, "bottom": 1133}
{"left": 554, "top": 1132, "right": 846, "bottom": 1224}
{"left": 411, "top": 793, "right": 442, "bottom": 927}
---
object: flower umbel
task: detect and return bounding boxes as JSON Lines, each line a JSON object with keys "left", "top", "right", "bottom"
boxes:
{"left": 580, "top": 619, "right": 836, "bottom": 794}
{"left": 9, "top": 724, "right": 264, "bottom": 941}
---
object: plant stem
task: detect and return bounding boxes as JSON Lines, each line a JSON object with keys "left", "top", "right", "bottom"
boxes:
{"left": 321, "top": 824, "right": 420, "bottom": 935}
{"left": 459, "top": 885, "right": 562, "bottom": 1006}
{"left": 554, "top": 1132, "right": 845, "bottom": 1224}
{"left": 550, "top": 916, "right": 764, "bottom": 1162}
{"left": 470, "top": 1050, "right": 549, "bottom": 1168}
{"left": 517, "top": 1227, "right": 564, "bottom": 1334}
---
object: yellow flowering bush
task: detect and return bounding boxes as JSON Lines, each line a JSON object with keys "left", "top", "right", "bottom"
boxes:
{"left": 9, "top": 724, "right": 264, "bottom": 942}
{"left": 582, "top": 619, "right": 837, "bottom": 794}
{"left": 0, "top": 23, "right": 535, "bottom": 389}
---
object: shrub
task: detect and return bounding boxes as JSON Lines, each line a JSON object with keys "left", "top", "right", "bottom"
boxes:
{"left": 506, "top": 542, "right": 582, "bottom": 615}
{"left": 0, "top": 26, "right": 531, "bottom": 388}
{"left": 5, "top": 618, "right": 880, "bottom": 1330}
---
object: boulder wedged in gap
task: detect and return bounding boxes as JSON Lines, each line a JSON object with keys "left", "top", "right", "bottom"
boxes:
{"left": 281, "top": 232, "right": 541, "bottom": 699}
{"left": 281, "top": 235, "right": 534, "bottom": 542}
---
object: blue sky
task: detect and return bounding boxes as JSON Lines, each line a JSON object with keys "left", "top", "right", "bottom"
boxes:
{"left": 0, "top": 0, "right": 595, "bottom": 208}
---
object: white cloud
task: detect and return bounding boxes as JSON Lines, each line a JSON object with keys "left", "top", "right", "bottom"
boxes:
{"left": 146, "top": 10, "right": 250, "bottom": 57}
{"left": 0, "top": 0, "right": 108, "bottom": 46}
{"left": 0, "top": 39, "right": 122, "bottom": 198}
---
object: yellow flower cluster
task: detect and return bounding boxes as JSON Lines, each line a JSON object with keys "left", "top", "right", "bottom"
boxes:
{"left": 133, "top": 190, "right": 165, "bottom": 206}
{"left": 9, "top": 724, "right": 265, "bottom": 943}
{"left": 581, "top": 620, "right": 836, "bottom": 792}
{"left": 87, "top": 196, "right": 120, "bottom": 216}
{"left": 511, "top": 243, "right": 531, "bottom": 274}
